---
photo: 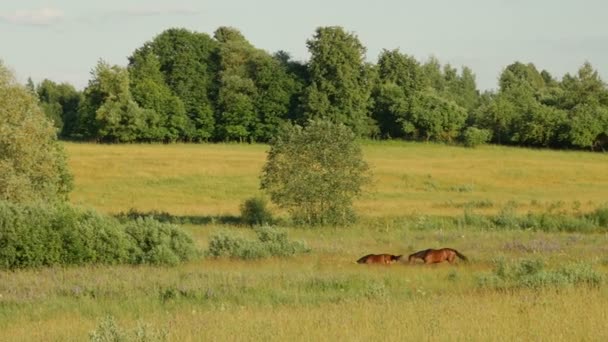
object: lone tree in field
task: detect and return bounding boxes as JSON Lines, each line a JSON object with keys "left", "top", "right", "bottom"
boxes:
{"left": 261, "top": 119, "right": 371, "bottom": 225}
{"left": 0, "top": 61, "right": 73, "bottom": 203}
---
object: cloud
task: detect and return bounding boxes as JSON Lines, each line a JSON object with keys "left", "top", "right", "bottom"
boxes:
{"left": 0, "top": 8, "right": 64, "bottom": 26}
{"left": 112, "top": 7, "right": 201, "bottom": 17}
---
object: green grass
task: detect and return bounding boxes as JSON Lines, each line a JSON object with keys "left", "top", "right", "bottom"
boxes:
{"left": 2, "top": 141, "right": 608, "bottom": 340}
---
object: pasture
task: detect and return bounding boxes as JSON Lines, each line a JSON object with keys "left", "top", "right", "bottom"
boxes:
{"left": 1, "top": 142, "right": 608, "bottom": 341}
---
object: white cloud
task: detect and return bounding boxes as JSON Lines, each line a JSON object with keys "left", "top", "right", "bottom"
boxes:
{"left": 0, "top": 8, "right": 64, "bottom": 26}
{"left": 114, "top": 7, "right": 200, "bottom": 17}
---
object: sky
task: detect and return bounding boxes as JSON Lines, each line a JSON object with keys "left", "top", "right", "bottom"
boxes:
{"left": 1, "top": 0, "right": 607, "bottom": 91}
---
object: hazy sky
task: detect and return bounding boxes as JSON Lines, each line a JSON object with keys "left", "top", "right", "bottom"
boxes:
{"left": 1, "top": 0, "right": 607, "bottom": 91}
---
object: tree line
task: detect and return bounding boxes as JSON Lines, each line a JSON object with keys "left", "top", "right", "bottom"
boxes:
{"left": 30, "top": 26, "right": 608, "bottom": 150}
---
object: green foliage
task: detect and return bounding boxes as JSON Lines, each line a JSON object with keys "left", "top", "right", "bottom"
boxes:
{"left": 128, "top": 51, "right": 189, "bottom": 142}
{"left": 303, "top": 26, "right": 376, "bottom": 137}
{"left": 133, "top": 28, "right": 219, "bottom": 141}
{"left": 0, "top": 201, "right": 131, "bottom": 269}
{"left": 15, "top": 26, "right": 608, "bottom": 150}
{"left": 565, "top": 103, "right": 608, "bottom": 149}
{"left": 90, "top": 315, "right": 168, "bottom": 342}
{"left": 0, "top": 201, "right": 197, "bottom": 269}
{"left": 490, "top": 206, "right": 598, "bottom": 233}
{"left": 261, "top": 119, "right": 371, "bottom": 225}
{"left": 240, "top": 196, "right": 274, "bottom": 226}
{"left": 477, "top": 259, "right": 603, "bottom": 290}
{"left": 81, "top": 60, "right": 153, "bottom": 142}
{"left": 0, "top": 61, "right": 73, "bottom": 203}
{"left": 406, "top": 90, "right": 467, "bottom": 142}
{"left": 462, "top": 127, "right": 492, "bottom": 147}
{"left": 124, "top": 217, "right": 198, "bottom": 266}
{"left": 35, "top": 79, "right": 83, "bottom": 138}
{"left": 472, "top": 61, "right": 608, "bottom": 149}
{"left": 586, "top": 207, "right": 608, "bottom": 228}
{"left": 206, "top": 225, "right": 310, "bottom": 259}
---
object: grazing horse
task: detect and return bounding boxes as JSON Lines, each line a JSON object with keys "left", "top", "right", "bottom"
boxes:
{"left": 357, "top": 254, "right": 403, "bottom": 264}
{"left": 408, "top": 248, "right": 468, "bottom": 264}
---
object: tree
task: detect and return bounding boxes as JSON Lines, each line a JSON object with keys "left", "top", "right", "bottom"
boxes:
{"left": 214, "top": 27, "right": 259, "bottom": 141}
{"left": 499, "top": 62, "right": 545, "bottom": 93}
{"left": 35, "top": 79, "right": 83, "bottom": 138}
{"left": 0, "top": 61, "right": 73, "bottom": 203}
{"left": 249, "top": 50, "right": 300, "bottom": 141}
{"left": 82, "top": 60, "right": 149, "bottom": 142}
{"left": 557, "top": 62, "right": 608, "bottom": 149}
{"left": 372, "top": 49, "right": 422, "bottom": 138}
{"left": 128, "top": 51, "right": 189, "bottom": 141}
{"left": 273, "top": 50, "right": 309, "bottom": 123}
{"left": 406, "top": 90, "right": 468, "bottom": 142}
{"left": 131, "top": 28, "right": 219, "bottom": 141}
{"left": 302, "top": 26, "right": 376, "bottom": 137}
{"left": 261, "top": 120, "right": 371, "bottom": 225}
{"left": 565, "top": 103, "right": 608, "bottom": 149}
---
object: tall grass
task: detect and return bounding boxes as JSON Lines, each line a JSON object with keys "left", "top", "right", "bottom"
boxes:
{"left": 2, "top": 224, "right": 608, "bottom": 340}
{"left": 2, "top": 142, "right": 606, "bottom": 340}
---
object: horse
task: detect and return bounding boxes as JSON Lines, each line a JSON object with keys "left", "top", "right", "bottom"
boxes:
{"left": 407, "top": 248, "right": 468, "bottom": 264}
{"left": 356, "top": 254, "right": 403, "bottom": 264}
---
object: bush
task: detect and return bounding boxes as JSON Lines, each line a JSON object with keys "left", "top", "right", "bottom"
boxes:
{"left": 476, "top": 258, "right": 603, "bottom": 290}
{"left": 0, "top": 201, "right": 197, "bottom": 269}
{"left": 124, "top": 217, "right": 198, "bottom": 266}
{"left": 261, "top": 120, "right": 371, "bottom": 226}
{"left": 90, "top": 315, "right": 168, "bottom": 342}
{"left": 462, "top": 127, "right": 492, "bottom": 148}
{"left": 240, "top": 196, "right": 273, "bottom": 226}
{"left": 0, "top": 61, "right": 73, "bottom": 203}
{"left": 490, "top": 204, "right": 599, "bottom": 232}
{"left": 0, "top": 202, "right": 132, "bottom": 269}
{"left": 587, "top": 207, "right": 608, "bottom": 228}
{"left": 206, "top": 225, "right": 310, "bottom": 260}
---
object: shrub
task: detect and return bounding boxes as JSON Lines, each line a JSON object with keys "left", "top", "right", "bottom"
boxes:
{"left": 0, "top": 201, "right": 132, "bottom": 269}
{"left": 0, "top": 201, "right": 197, "bottom": 269}
{"left": 261, "top": 119, "right": 371, "bottom": 226}
{"left": 0, "top": 61, "right": 73, "bottom": 203}
{"left": 90, "top": 315, "right": 168, "bottom": 342}
{"left": 587, "top": 207, "right": 608, "bottom": 228}
{"left": 254, "top": 225, "right": 310, "bottom": 257}
{"left": 206, "top": 225, "right": 310, "bottom": 260}
{"left": 240, "top": 196, "right": 273, "bottom": 226}
{"left": 461, "top": 209, "right": 493, "bottom": 228}
{"left": 492, "top": 203, "right": 520, "bottom": 228}
{"left": 206, "top": 232, "right": 274, "bottom": 260}
{"left": 462, "top": 127, "right": 492, "bottom": 148}
{"left": 124, "top": 217, "right": 198, "bottom": 266}
{"left": 476, "top": 258, "right": 603, "bottom": 290}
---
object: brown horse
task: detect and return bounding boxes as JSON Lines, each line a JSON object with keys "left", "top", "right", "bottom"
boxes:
{"left": 408, "top": 248, "right": 468, "bottom": 264}
{"left": 357, "top": 254, "right": 403, "bottom": 264}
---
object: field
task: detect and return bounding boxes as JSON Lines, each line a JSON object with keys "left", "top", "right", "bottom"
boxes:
{"left": 1, "top": 142, "right": 608, "bottom": 341}
{"left": 65, "top": 141, "right": 608, "bottom": 217}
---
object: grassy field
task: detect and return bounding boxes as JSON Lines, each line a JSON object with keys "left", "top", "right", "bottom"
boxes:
{"left": 2, "top": 141, "right": 608, "bottom": 341}
{"left": 65, "top": 141, "right": 608, "bottom": 217}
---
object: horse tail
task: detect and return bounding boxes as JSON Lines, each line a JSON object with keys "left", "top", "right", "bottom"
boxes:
{"left": 453, "top": 249, "right": 468, "bottom": 262}
{"left": 357, "top": 254, "right": 372, "bottom": 264}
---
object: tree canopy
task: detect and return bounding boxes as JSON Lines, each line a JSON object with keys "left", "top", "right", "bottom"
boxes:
{"left": 0, "top": 61, "right": 73, "bottom": 203}
{"left": 18, "top": 25, "right": 608, "bottom": 151}
{"left": 261, "top": 120, "right": 371, "bottom": 225}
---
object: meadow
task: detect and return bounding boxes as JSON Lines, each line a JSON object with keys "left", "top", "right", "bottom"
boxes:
{"left": 1, "top": 142, "right": 608, "bottom": 341}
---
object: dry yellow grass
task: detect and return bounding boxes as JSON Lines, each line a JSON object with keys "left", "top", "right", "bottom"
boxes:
{"left": 5, "top": 291, "right": 608, "bottom": 341}
{"left": 65, "top": 141, "right": 608, "bottom": 217}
